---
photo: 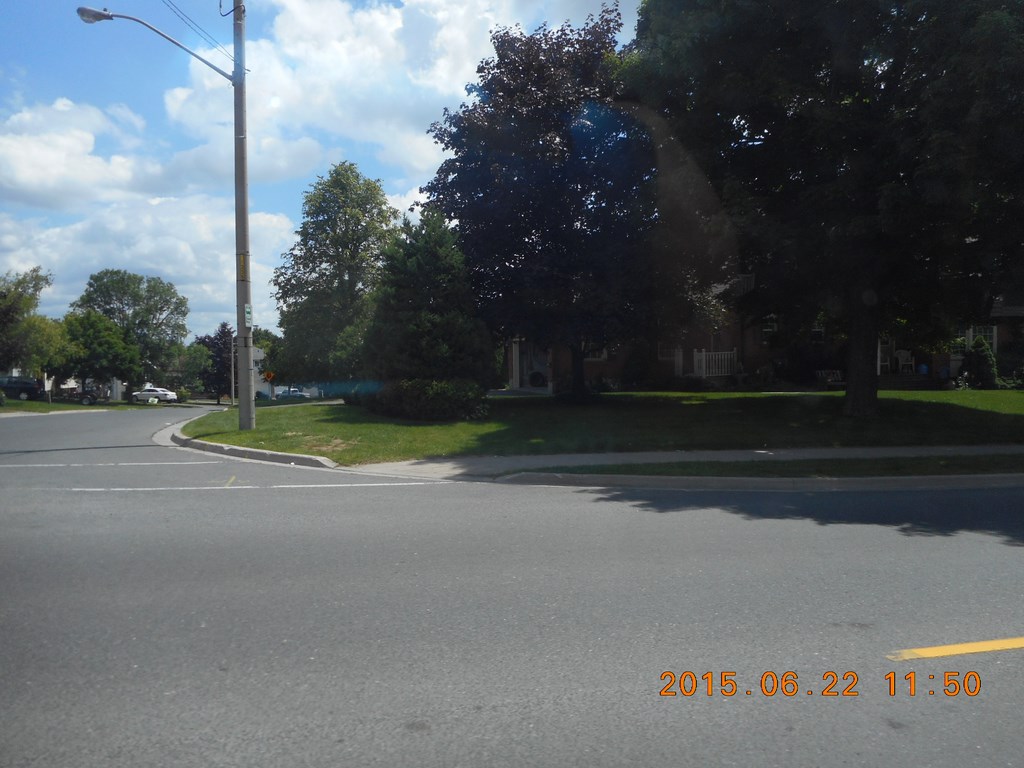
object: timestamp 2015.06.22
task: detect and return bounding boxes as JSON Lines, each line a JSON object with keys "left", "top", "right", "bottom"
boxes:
{"left": 659, "top": 671, "right": 982, "bottom": 698}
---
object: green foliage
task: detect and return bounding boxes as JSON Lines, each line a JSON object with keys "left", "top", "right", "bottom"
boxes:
{"left": 14, "top": 315, "right": 67, "bottom": 378}
{"left": 55, "top": 309, "right": 141, "bottom": 386}
{"left": 0, "top": 267, "right": 53, "bottom": 371}
{"left": 622, "top": 0, "right": 1024, "bottom": 416}
{"left": 252, "top": 326, "right": 282, "bottom": 382}
{"left": 166, "top": 342, "right": 212, "bottom": 394}
{"left": 425, "top": 5, "right": 685, "bottom": 397}
{"left": 273, "top": 162, "right": 399, "bottom": 381}
{"left": 367, "top": 378, "right": 487, "bottom": 421}
{"left": 194, "top": 323, "right": 234, "bottom": 402}
{"left": 960, "top": 335, "right": 999, "bottom": 389}
{"left": 363, "top": 211, "right": 497, "bottom": 386}
{"left": 73, "top": 269, "right": 189, "bottom": 383}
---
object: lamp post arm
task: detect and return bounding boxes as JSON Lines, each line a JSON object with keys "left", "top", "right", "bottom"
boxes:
{"left": 87, "top": 9, "right": 235, "bottom": 84}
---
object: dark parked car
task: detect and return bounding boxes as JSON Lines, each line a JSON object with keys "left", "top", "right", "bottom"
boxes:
{"left": 277, "top": 388, "right": 311, "bottom": 400}
{"left": 76, "top": 389, "right": 101, "bottom": 406}
{"left": 0, "top": 376, "right": 45, "bottom": 400}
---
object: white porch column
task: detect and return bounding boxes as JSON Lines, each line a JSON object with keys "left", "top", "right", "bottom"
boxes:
{"left": 510, "top": 339, "right": 521, "bottom": 389}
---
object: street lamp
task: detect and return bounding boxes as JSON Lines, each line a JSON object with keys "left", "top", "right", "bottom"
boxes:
{"left": 77, "top": 4, "right": 256, "bottom": 431}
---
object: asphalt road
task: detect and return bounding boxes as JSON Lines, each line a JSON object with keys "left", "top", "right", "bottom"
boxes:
{"left": 2, "top": 406, "right": 1023, "bottom": 767}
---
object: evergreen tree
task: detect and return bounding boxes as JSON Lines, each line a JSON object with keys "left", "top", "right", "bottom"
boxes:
{"left": 363, "top": 211, "right": 495, "bottom": 385}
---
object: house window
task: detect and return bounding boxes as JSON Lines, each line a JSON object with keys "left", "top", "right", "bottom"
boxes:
{"left": 583, "top": 343, "right": 607, "bottom": 361}
{"left": 956, "top": 325, "right": 997, "bottom": 355}
{"left": 972, "top": 325, "right": 996, "bottom": 353}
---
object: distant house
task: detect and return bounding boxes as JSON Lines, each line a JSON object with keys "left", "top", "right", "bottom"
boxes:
{"left": 931, "top": 286, "right": 1024, "bottom": 380}
{"left": 504, "top": 275, "right": 1024, "bottom": 393}
{"left": 505, "top": 274, "right": 777, "bottom": 392}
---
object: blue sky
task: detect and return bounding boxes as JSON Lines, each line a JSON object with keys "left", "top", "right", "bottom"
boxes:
{"left": 0, "top": 0, "right": 640, "bottom": 338}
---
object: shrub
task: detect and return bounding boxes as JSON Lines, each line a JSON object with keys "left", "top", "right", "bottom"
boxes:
{"left": 176, "top": 389, "right": 190, "bottom": 403}
{"left": 368, "top": 378, "right": 486, "bottom": 421}
{"left": 960, "top": 336, "right": 999, "bottom": 389}
{"left": 340, "top": 381, "right": 381, "bottom": 407}
{"left": 0, "top": 390, "right": 6, "bottom": 406}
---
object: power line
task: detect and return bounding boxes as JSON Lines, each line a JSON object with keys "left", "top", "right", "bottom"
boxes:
{"left": 161, "top": 0, "right": 234, "bottom": 64}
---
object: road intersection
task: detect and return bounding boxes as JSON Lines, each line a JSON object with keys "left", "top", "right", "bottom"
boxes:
{"left": 2, "top": 406, "right": 1022, "bottom": 767}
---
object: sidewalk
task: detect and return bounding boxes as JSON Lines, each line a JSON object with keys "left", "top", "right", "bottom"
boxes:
{"left": 346, "top": 444, "right": 1024, "bottom": 490}
{"left": 167, "top": 422, "right": 1024, "bottom": 490}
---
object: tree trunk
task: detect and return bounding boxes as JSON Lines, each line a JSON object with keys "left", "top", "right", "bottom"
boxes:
{"left": 842, "top": 286, "right": 880, "bottom": 419}
{"left": 568, "top": 342, "right": 588, "bottom": 400}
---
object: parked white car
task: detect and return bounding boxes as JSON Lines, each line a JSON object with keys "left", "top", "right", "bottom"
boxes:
{"left": 131, "top": 387, "right": 178, "bottom": 403}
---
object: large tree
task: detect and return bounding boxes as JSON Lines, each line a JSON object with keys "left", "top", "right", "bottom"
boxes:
{"left": 14, "top": 315, "right": 67, "bottom": 380}
{"left": 272, "top": 162, "right": 398, "bottom": 381}
{"left": 73, "top": 269, "right": 189, "bottom": 384}
{"left": 0, "top": 267, "right": 53, "bottom": 372}
{"left": 363, "top": 210, "right": 496, "bottom": 385}
{"left": 623, "top": 0, "right": 1024, "bottom": 416}
{"left": 52, "top": 310, "right": 140, "bottom": 388}
{"left": 424, "top": 5, "right": 709, "bottom": 397}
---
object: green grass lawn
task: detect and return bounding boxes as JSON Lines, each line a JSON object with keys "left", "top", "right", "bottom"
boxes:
{"left": 0, "top": 399, "right": 108, "bottom": 414}
{"left": 180, "top": 389, "right": 1024, "bottom": 467}
{"left": 0, "top": 398, "right": 178, "bottom": 414}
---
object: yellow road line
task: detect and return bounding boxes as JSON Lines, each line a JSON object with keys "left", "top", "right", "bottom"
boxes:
{"left": 888, "top": 636, "right": 1024, "bottom": 661}
{"left": 225, "top": 475, "right": 236, "bottom": 488}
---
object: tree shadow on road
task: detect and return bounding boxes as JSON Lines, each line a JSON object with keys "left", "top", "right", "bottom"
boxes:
{"left": 584, "top": 486, "right": 1024, "bottom": 547}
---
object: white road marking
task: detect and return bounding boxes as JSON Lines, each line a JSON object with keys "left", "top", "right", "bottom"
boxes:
{"left": 67, "top": 481, "right": 450, "bottom": 492}
{"left": 0, "top": 461, "right": 224, "bottom": 468}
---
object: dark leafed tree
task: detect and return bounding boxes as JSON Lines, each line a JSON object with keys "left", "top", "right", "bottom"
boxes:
{"left": 362, "top": 210, "right": 496, "bottom": 385}
{"left": 272, "top": 162, "right": 399, "bottom": 382}
{"left": 424, "top": 4, "right": 708, "bottom": 398}
{"left": 622, "top": 0, "right": 1024, "bottom": 416}
{"left": 195, "top": 322, "right": 235, "bottom": 404}
{"left": 72, "top": 269, "right": 189, "bottom": 384}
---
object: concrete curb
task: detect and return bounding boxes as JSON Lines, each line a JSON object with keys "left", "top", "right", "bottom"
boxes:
{"left": 169, "top": 431, "right": 339, "bottom": 469}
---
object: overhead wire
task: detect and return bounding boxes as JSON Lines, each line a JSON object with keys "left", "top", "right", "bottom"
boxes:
{"left": 160, "top": 0, "right": 234, "bottom": 64}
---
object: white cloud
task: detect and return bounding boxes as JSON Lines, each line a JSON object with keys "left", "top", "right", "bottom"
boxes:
{"left": 0, "top": 99, "right": 157, "bottom": 210}
{"left": 1, "top": 197, "right": 294, "bottom": 337}
{"left": 167, "top": 0, "right": 636, "bottom": 187}
{"left": 1, "top": 0, "right": 641, "bottom": 339}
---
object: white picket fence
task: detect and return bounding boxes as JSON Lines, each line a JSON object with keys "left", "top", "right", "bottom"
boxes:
{"left": 693, "top": 348, "right": 737, "bottom": 378}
